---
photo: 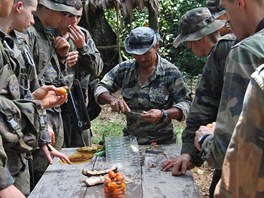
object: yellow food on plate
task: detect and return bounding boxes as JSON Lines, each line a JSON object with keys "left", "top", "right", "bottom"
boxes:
{"left": 68, "top": 152, "right": 94, "bottom": 162}
{"left": 77, "top": 145, "right": 103, "bottom": 153}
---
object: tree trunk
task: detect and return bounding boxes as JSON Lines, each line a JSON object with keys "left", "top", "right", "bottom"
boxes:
{"left": 79, "top": 8, "right": 119, "bottom": 77}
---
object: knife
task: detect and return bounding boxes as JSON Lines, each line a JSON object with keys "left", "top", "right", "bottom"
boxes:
{"left": 124, "top": 111, "right": 142, "bottom": 116}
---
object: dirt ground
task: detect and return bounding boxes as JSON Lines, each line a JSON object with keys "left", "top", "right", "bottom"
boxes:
{"left": 94, "top": 104, "right": 213, "bottom": 197}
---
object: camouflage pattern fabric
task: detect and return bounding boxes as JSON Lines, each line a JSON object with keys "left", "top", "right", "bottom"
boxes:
{"left": 66, "top": 26, "right": 103, "bottom": 91}
{"left": 202, "top": 27, "right": 264, "bottom": 169}
{"left": 214, "top": 64, "right": 264, "bottom": 198}
{"left": 25, "top": 15, "right": 64, "bottom": 149}
{"left": 62, "top": 27, "right": 103, "bottom": 147}
{"left": 95, "top": 54, "right": 192, "bottom": 144}
{"left": 180, "top": 34, "right": 236, "bottom": 165}
{"left": 0, "top": 33, "right": 49, "bottom": 193}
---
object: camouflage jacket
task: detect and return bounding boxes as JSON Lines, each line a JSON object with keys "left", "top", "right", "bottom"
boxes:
{"left": 214, "top": 64, "right": 264, "bottom": 198}
{"left": 180, "top": 34, "right": 236, "bottom": 165}
{"left": 0, "top": 31, "right": 49, "bottom": 190}
{"left": 8, "top": 30, "right": 40, "bottom": 99}
{"left": 25, "top": 15, "right": 65, "bottom": 88}
{"left": 95, "top": 54, "right": 192, "bottom": 144}
{"left": 66, "top": 26, "right": 103, "bottom": 90}
{"left": 202, "top": 27, "right": 264, "bottom": 169}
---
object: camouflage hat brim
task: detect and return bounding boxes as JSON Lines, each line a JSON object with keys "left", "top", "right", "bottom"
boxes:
{"left": 39, "top": 0, "right": 82, "bottom": 16}
{"left": 124, "top": 35, "right": 158, "bottom": 55}
{"left": 212, "top": 10, "right": 226, "bottom": 19}
{"left": 173, "top": 19, "right": 225, "bottom": 48}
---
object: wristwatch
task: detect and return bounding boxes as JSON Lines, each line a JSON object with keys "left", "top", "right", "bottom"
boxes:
{"left": 161, "top": 109, "right": 169, "bottom": 121}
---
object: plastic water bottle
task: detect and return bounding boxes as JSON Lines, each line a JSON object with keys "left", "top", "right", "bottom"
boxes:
{"left": 105, "top": 136, "right": 125, "bottom": 169}
{"left": 123, "top": 135, "right": 140, "bottom": 167}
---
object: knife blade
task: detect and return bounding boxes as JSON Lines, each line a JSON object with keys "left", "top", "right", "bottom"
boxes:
{"left": 124, "top": 111, "right": 142, "bottom": 116}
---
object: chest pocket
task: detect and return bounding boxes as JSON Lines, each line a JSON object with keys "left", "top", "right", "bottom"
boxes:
{"left": 149, "top": 86, "right": 169, "bottom": 104}
{"left": 8, "top": 74, "right": 20, "bottom": 99}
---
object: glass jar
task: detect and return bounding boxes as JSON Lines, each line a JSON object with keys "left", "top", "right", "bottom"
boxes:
{"left": 104, "top": 171, "right": 126, "bottom": 198}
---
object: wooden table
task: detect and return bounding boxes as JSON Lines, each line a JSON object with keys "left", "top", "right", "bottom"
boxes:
{"left": 29, "top": 144, "right": 200, "bottom": 198}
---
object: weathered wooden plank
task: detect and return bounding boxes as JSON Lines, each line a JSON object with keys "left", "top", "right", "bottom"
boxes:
{"left": 142, "top": 144, "right": 201, "bottom": 198}
{"left": 28, "top": 148, "right": 94, "bottom": 198}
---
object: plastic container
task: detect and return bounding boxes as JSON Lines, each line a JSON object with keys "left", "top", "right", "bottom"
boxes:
{"left": 104, "top": 171, "right": 126, "bottom": 198}
{"left": 123, "top": 135, "right": 140, "bottom": 167}
{"left": 105, "top": 136, "right": 125, "bottom": 169}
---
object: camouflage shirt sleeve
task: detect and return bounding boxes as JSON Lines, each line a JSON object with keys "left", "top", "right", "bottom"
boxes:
{"left": 214, "top": 64, "right": 264, "bottom": 198}
{"left": 181, "top": 36, "right": 236, "bottom": 164}
{"left": 0, "top": 133, "right": 14, "bottom": 190}
{"left": 201, "top": 30, "right": 264, "bottom": 169}
{"left": 74, "top": 27, "right": 104, "bottom": 80}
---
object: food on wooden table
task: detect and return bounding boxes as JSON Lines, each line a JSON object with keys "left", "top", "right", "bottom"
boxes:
{"left": 68, "top": 152, "right": 94, "bottom": 162}
{"left": 104, "top": 171, "right": 126, "bottom": 198}
{"left": 82, "top": 165, "right": 117, "bottom": 177}
{"left": 77, "top": 145, "right": 103, "bottom": 153}
{"left": 57, "top": 87, "right": 67, "bottom": 95}
{"left": 84, "top": 175, "right": 105, "bottom": 186}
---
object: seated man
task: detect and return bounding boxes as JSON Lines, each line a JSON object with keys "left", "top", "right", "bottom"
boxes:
{"left": 95, "top": 26, "right": 192, "bottom": 145}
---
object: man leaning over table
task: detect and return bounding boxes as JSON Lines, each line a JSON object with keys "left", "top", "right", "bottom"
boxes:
{"left": 161, "top": 6, "right": 236, "bottom": 198}
{"left": 94, "top": 26, "right": 192, "bottom": 145}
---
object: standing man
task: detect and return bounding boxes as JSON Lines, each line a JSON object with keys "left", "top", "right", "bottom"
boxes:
{"left": 95, "top": 26, "right": 192, "bottom": 145}
{"left": 193, "top": 0, "right": 264, "bottom": 195}
{"left": 161, "top": 7, "right": 236, "bottom": 197}
{"left": 214, "top": 64, "right": 264, "bottom": 197}
{"left": 24, "top": 0, "right": 81, "bottom": 185}
{"left": 57, "top": 4, "right": 104, "bottom": 147}
{"left": 0, "top": 0, "right": 71, "bottom": 196}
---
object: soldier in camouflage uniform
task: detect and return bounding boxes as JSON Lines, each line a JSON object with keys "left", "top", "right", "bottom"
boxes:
{"left": 22, "top": 0, "right": 80, "bottom": 184}
{"left": 193, "top": 0, "right": 264, "bottom": 195}
{"left": 56, "top": 2, "right": 104, "bottom": 147}
{"left": 161, "top": 7, "right": 236, "bottom": 197}
{"left": 214, "top": 65, "right": 264, "bottom": 197}
{"left": 0, "top": 0, "right": 71, "bottom": 197}
{"left": 95, "top": 26, "right": 192, "bottom": 145}
{"left": 206, "top": 0, "right": 231, "bottom": 36}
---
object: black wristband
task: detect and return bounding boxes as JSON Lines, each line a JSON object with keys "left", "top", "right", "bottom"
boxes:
{"left": 198, "top": 134, "right": 210, "bottom": 148}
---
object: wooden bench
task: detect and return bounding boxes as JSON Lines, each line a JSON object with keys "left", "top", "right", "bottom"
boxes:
{"left": 29, "top": 144, "right": 200, "bottom": 198}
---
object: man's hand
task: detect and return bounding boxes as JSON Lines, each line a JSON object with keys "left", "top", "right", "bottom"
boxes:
{"left": 0, "top": 185, "right": 25, "bottom": 198}
{"left": 66, "top": 51, "right": 79, "bottom": 68}
{"left": 161, "top": 154, "right": 195, "bottom": 176}
{"left": 110, "top": 98, "right": 130, "bottom": 113}
{"left": 68, "top": 25, "right": 85, "bottom": 49}
{"left": 194, "top": 122, "right": 215, "bottom": 151}
{"left": 41, "top": 144, "right": 71, "bottom": 165}
{"left": 48, "top": 125, "right": 55, "bottom": 146}
{"left": 141, "top": 109, "right": 163, "bottom": 123}
{"left": 54, "top": 36, "right": 70, "bottom": 59}
{"left": 32, "top": 85, "right": 67, "bottom": 109}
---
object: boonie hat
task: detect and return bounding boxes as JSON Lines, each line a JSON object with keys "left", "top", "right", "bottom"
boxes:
{"left": 39, "top": 0, "right": 83, "bottom": 16}
{"left": 206, "top": 0, "right": 226, "bottom": 18}
{"left": 173, "top": 7, "right": 225, "bottom": 48}
{"left": 124, "top": 27, "right": 160, "bottom": 55}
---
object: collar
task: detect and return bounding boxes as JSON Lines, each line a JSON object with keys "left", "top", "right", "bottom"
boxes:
{"left": 255, "top": 17, "right": 264, "bottom": 33}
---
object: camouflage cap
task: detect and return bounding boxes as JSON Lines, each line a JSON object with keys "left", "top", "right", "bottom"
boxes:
{"left": 124, "top": 27, "right": 160, "bottom": 55}
{"left": 39, "top": 0, "right": 83, "bottom": 16}
{"left": 173, "top": 7, "right": 225, "bottom": 48}
{"left": 206, "top": 0, "right": 225, "bottom": 18}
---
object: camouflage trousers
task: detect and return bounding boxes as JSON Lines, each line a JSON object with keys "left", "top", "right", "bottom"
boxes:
{"left": 7, "top": 150, "right": 30, "bottom": 196}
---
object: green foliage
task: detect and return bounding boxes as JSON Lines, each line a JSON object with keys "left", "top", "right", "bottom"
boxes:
{"left": 104, "top": 0, "right": 207, "bottom": 77}
{"left": 91, "top": 114, "right": 126, "bottom": 144}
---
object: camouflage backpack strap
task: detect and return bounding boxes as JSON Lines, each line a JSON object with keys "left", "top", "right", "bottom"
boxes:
{"left": 0, "top": 41, "right": 13, "bottom": 93}
{"left": 0, "top": 97, "right": 33, "bottom": 152}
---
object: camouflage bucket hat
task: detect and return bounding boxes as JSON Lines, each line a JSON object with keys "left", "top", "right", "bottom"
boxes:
{"left": 39, "top": 0, "right": 83, "bottom": 16}
{"left": 206, "top": 0, "right": 226, "bottom": 18}
{"left": 173, "top": 7, "right": 225, "bottom": 48}
{"left": 124, "top": 27, "right": 160, "bottom": 55}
